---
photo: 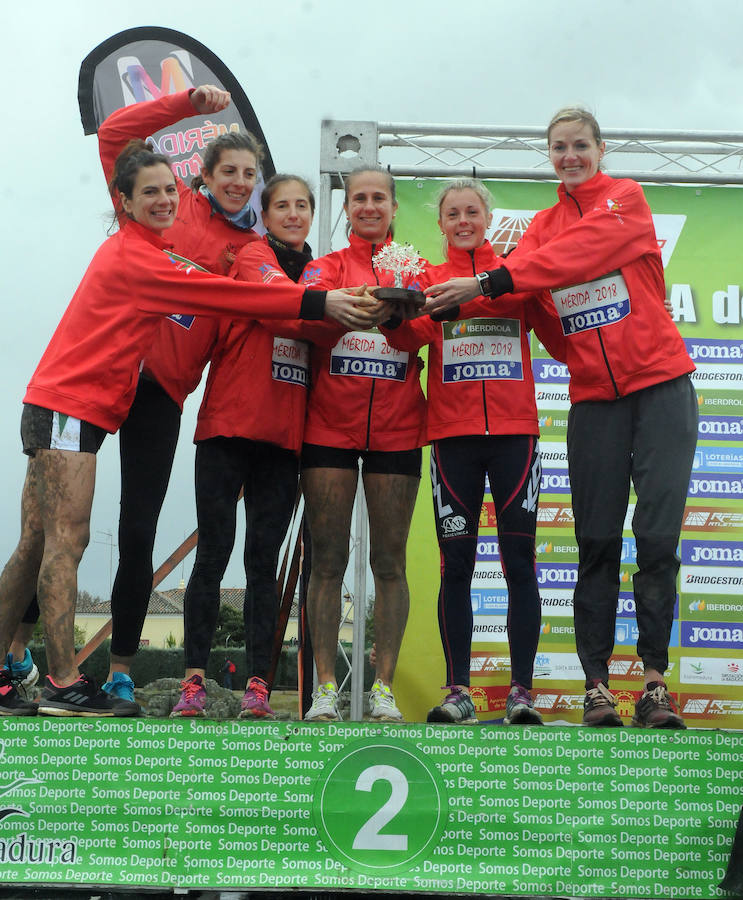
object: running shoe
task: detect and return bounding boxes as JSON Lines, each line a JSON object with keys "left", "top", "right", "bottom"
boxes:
{"left": 304, "top": 682, "right": 340, "bottom": 722}
{"left": 238, "top": 676, "right": 276, "bottom": 719}
{"left": 0, "top": 665, "right": 37, "bottom": 716}
{"left": 632, "top": 681, "right": 686, "bottom": 729}
{"left": 427, "top": 686, "right": 478, "bottom": 724}
{"left": 504, "top": 683, "right": 543, "bottom": 725}
{"left": 582, "top": 680, "right": 623, "bottom": 727}
{"left": 37, "top": 673, "right": 126, "bottom": 717}
{"left": 170, "top": 674, "right": 207, "bottom": 718}
{"left": 369, "top": 679, "right": 403, "bottom": 721}
{"left": 9, "top": 649, "right": 39, "bottom": 689}
{"left": 102, "top": 672, "right": 141, "bottom": 716}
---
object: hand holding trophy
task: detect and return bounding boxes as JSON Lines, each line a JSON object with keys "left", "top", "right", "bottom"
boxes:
{"left": 372, "top": 242, "right": 427, "bottom": 319}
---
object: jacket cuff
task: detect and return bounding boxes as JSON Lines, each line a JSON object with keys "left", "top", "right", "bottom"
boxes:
{"left": 300, "top": 290, "right": 326, "bottom": 320}
{"left": 431, "top": 305, "right": 460, "bottom": 322}
{"left": 486, "top": 267, "right": 514, "bottom": 297}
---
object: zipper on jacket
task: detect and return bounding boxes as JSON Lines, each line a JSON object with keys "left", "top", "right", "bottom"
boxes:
{"left": 469, "top": 250, "right": 490, "bottom": 434}
{"left": 364, "top": 242, "right": 381, "bottom": 449}
{"left": 565, "top": 189, "right": 619, "bottom": 397}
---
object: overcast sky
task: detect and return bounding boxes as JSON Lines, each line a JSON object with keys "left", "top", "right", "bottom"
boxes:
{"left": 2, "top": 0, "right": 742, "bottom": 604}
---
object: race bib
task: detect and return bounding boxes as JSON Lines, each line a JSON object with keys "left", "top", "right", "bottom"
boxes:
{"left": 271, "top": 337, "right": 309, "bottom": 387}
{"left": 551, "top": 271, "right": 631, "bottom": 336}
{"left": 330, "top": 329, "right": 409, "bottom": 381}
{"left": 442, "top": 317, "right": 524, "bottom": 383}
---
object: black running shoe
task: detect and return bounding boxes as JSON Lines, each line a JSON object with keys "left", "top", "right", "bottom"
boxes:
{"left": 0, "top": 666, "right": 37, "bottom": 716}
{"left": 38, "top": 673, "right": 137, "bottom": 717}
{"left": 583, "top": 680, "right": 623, "bottom": 727}
{"left": 632, "top": 681, "right": 686, "bottom": 729}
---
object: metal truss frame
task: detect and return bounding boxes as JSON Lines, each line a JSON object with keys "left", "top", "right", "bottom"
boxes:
{"left": 318, "top": 118, "right": 743, "bottom": 718}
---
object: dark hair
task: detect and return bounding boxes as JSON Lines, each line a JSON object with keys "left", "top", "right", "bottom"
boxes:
{"left": 262, "top": 174, "right": 315, "bottom": 214}
{"left": 343, "top": 166, "right": 396, "bottom": 205}
{"left": 343, "top": 166, "right": 397, "bottom": 238}
{"left": 191, "top": 131, "right": 265, "bottom": 191}
{"left": 108, "top": 139, "right": 173, "bottom": 221}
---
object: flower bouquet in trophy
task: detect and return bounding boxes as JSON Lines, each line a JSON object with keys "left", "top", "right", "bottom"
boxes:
{"left": 372, "top": 242, "right": 427, "bottom": 318}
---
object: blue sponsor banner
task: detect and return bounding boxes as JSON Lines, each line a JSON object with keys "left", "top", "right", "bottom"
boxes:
{"left": 620, "top": 538, "right": 637, "bottom": 563}
{"left": 536, "top": 562, "right": 577, "bottom": 589}
{"left": 475, "top": 539, "right": 499, "bottom": 561}
{"left": 470, "top": 590, "right": 508, "bottom": 614}
{"left": 616, "top": 594, "right": 680, "bottom": 620}
{"left": 681, "top": 621, "right": 743, "bottom": 649}
{"left": 681, "top": 538, "right": 743, "bottom": 565}
{"left": 684, "top": 337, "right": 743, "bottom": 364}
{"left": 687, "top": 472, "right": 743, "bottom": 499}
{"left": 531, "top": 359, "right": 570, "bottom": 383}
{"left": 540, "top": 468, "right": 571, "bottom": 493}
{"left": 692, "top": 447, "right": 743, "bottom": 472}
{"left": 615, "top": 619, "right": 680, "bottom": 647}
{"left": 697, "top": 415, "right": 743, "bottom": 442}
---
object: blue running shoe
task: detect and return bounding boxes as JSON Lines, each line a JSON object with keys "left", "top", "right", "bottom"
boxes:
{"left": 9, "top": 650, "right": 39, "bottom": 689}
{"left": 102, "top": 672, "right": 135, "bottom": 703}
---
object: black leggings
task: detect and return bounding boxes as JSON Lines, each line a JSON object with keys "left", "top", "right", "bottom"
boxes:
{"left": 430, "top": 434, "right": 541, "bottom": 688}
{"left": 183, "top": 437, "right": 299, "bottom": 675}
{"left": 568, "top": 374, "right": 698, "bottom": 685}
{"left": 21, "top": 377, "right": 181, "bottom": 657}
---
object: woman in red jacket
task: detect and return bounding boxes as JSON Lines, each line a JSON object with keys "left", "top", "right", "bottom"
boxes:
{"left": 424, "top": 108, "right": 697, "bottom": 729}
{"left": 299, "top": 167, "right": 427, "bottom": 722}
{"left": 7, "top": 84, "right": 268, "bottom": 706}
{"left": 386, "top": 179, "right": 563, "bottom": 725}
{"left": 0, "top": 143, "right": 374, "bottom": 718}
{"left": 171, "top": 174, "right": 330, "bottom": 719}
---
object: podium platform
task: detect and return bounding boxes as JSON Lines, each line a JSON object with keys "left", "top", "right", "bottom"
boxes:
{"left": 0, "top": 719, "right": 740, "bottom": 898}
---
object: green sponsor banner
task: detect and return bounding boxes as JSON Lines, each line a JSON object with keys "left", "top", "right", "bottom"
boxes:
{"left": 395, "top": 179, "right": 743, "bottom": 730}
{"left": 0, "top": 720, "right": 740, "bottom": 897}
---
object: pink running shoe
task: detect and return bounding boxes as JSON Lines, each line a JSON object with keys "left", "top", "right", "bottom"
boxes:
{"left": 238, "top": 676, "right": 275, "bottom": 719}
{"left": 169, "top": 674, "right": 206, "bottom": 717}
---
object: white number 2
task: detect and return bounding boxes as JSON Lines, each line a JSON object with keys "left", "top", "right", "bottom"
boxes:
{"left": 352, "top": 765, "right": 408, "bottom": 851}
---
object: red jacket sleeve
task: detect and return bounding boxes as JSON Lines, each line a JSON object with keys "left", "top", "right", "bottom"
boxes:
{"left": 127, "top": 235, "right": 310, "bottom": 320}
{"left": 230, "top": 242, "right": 342, "bottom": 344}
{"left": 98, "top": 90, "right": 197, "bottom": 184}
{"left": 505, "top": 180, "right": 659, "bottom": 292}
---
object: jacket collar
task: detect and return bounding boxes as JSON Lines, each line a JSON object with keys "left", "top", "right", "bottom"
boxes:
{"left": 347, "top": 230, "right": 392, "bottom": 263}
{"left": 557, "top": 170, "right": 612, "bottom": 206}
{"left": 123, "top": 220, "right": 174, "bottom": 250}
{"left": 446, "top": 241, "right": 498, "bottom": 274}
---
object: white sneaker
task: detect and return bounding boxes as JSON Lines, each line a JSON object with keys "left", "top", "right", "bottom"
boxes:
{"left": 369, "top": 679, "right": 403, "bottom": 721}
{"left": 305, "top": 682, "right": 340, "bottom": 721}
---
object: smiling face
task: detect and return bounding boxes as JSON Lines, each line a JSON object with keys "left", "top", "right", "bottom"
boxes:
{"left": 439, "top": 188, "right": 492, "bottom": 251}
{"left": 120, "top": 163, "right": 178, "bottom": 234}
{"left": 548, "top": 120, "right": 605, "bottom": 192}
{"left": 261, "top": 179, "right": 313, "bottom": 251}
{"left": 202, "top": 148, "right": 258, "bottom": 214}
{"left": 344, "top": 171, "right": 397, "bottom": 244}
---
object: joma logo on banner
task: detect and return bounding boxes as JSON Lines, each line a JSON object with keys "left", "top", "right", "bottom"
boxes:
{"left": 117, "top": 51, "right": 194, "bottom": 105}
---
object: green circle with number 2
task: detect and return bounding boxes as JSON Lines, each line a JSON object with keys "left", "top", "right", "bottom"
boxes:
{"left": 313, "top": 739, "right": 448, "bottom": 874}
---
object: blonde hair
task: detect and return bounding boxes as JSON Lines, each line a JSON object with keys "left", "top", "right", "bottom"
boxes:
{"left": 547, "top": 107, "right": 602, "bottom": 145}
{"left": 436, "top": 178, "right": 493, "bottom": 259}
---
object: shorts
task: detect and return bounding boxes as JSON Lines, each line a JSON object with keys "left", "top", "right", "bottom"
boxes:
{"left": 21, "top": 404, "right": 107, "bottom": 457}
{"left": 300, "top": 443, "right": 422, "bottom": 477}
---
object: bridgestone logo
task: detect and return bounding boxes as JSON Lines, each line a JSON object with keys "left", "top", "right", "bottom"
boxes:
{"left": 685, "top": 575, "right": 743, "bottom": 585}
